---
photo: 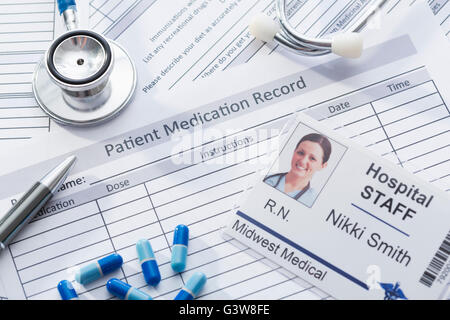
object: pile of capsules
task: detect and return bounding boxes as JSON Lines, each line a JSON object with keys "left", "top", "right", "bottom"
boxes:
{"left": 57, "top": 224, "right": 207, "bottom": 300}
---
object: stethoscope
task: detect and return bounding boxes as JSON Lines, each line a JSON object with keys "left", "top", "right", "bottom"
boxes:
{"left": 250, "top": 0, "right": 389, "bottom": 58}
{"left": 264, "top": 173, "right": 310, "bottom": 201}
{"left": 32, "top": 0, "right": 137, "bottom": 126}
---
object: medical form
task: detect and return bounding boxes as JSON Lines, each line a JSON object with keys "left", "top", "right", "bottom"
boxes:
{"left": 427, "top": 0, "right": 450, "bottom": 39}
{"left": 0, "top": 0, "right": 442, "bottom": 143}
{"left": 0, "top": 1, "right": 88, "bottom": 143}
{"left": 0, "top": 1, "right": 448, "bottom": 299}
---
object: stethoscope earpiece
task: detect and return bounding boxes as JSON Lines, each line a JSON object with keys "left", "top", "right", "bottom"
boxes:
{"left": 331, "top": 33, "right": 364, "bottom": 59}
{"left": 249, "top": 13, "right": 280, "bottom": 43}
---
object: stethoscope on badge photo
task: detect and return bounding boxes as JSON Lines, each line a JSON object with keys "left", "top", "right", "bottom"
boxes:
{"left": 32, "top": 0, "right": 388, "bottom": 127}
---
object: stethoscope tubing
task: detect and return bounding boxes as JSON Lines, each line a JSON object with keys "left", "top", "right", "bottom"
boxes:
{"left": 273, "top": 0, "right": 389, "bottom": 56}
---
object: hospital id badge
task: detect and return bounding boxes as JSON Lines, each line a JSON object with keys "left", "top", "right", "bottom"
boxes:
{"left": 225, "top": 114, "right": 450, "bottom": 300}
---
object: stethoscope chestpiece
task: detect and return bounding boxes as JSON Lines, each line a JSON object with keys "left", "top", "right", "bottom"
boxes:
{"left": 46, "top": 30, "right": 113, "bottom": 111}
{"left": 33, "top": 29, "right": 136, "bottom": 126}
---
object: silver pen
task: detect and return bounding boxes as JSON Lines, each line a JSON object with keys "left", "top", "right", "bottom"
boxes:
{"left": 0, "top": 155, "right": 77, "bottom": 249}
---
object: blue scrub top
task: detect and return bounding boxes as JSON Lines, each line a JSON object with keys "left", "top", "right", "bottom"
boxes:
{"left": 264, "top": 174, "right": 317, "bottom": 207}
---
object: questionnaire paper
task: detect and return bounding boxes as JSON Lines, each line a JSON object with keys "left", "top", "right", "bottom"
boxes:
{"left": 0, "top": 0, "right": 440, "bottom": 143}
{"left": 0, "top": 1, "right": 448, "bottom": 299}
{"left": 0, "top": 0, "right": 88, "bottom": 143}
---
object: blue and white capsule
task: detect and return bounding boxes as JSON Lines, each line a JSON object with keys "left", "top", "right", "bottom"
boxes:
{"left": 75, "top": 253, "right": 123, "bottom": 285}
{"left": 136, "top": 239, "right": 161, "bottom": 286}
{"left": 57, "top": 280, "right": 78, "bottom": 300}
{"left": 171, "top": 224, "right": 189, "bottom": 272}
{"left": 106, "top": 278, "right": 152, "bottom": 300}
{"left": 174, "top": 271, "right": 207, "bottom": 300}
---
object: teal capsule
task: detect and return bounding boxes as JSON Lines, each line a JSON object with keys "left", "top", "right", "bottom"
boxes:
{"left": 171, "top": 224, "right": 189, "bottom": 272}
{"left": 174, "top": 272, "right": 207, "bottom": 300}
{"left": 75, "top": 253, "right": 123, "bottom": 285}
{"left": 106, "top": 278, "right": 152, "bottom": 300}
{"left": 136, "top": 239, "right": 161, "bottom": 286}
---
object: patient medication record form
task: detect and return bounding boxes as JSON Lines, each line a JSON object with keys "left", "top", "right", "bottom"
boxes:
{"left": 0, "top": 0, "right": 430, "bottom": 143}
{"left": 0, "top": 2, "right": 449, "bottom": 299}
{"left": 3, "top": 0, "right": 384, "bottom": 142}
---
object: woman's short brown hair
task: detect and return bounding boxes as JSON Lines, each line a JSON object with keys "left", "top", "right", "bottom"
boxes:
{"left": 295, "top": 133, "right": 332, "bottom": 164}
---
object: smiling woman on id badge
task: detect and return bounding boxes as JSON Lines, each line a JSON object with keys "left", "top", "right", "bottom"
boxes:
{"left": 264, "top": 133, "right": 332, "bottom": 207}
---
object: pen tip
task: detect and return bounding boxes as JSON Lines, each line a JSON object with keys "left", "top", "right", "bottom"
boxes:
{"left": 40, "top": 155, "right": 77, "bottom": 193}
{"left": 66, "top": 155, "right": 77, "bottom": 165}
{"left": 58, "top": 155, "right": 77, "bottom": 172}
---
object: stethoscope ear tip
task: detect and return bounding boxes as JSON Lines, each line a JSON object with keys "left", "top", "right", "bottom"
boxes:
{"left": 331, "top": 32, "right": 364, "bottom": 59}
{"left": 249, "top": 13, "right": 280, "bottom": 43}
